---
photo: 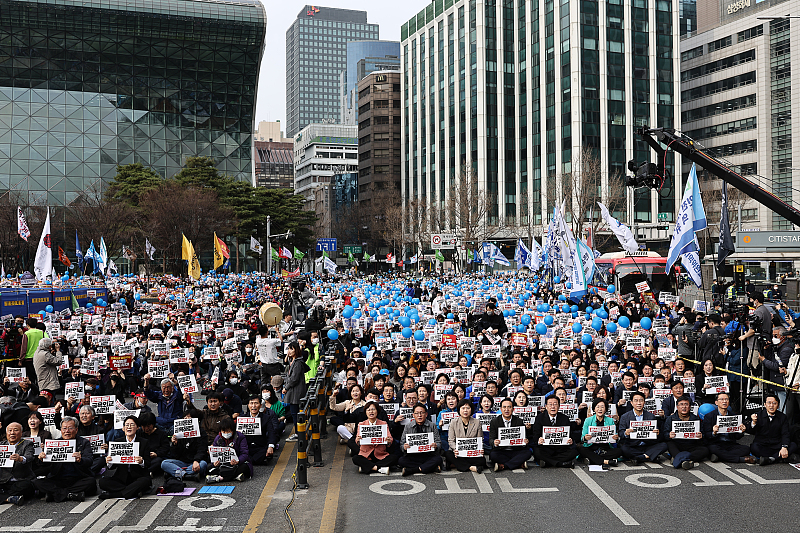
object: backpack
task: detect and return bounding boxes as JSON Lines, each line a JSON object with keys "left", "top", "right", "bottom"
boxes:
{"left": 160, "top": 478, "right": 186, "bottom": 494}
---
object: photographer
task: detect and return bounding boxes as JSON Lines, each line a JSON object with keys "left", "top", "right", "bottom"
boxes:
{"left": 697, "top": 314, "right": 725, "bottom": 367}
{"left": 673, "top": 311, "right": 696, "bottom": 360}
{"left": 759, "top": 327, "right": 793, "bottom": 411}
{"left": 739, "top": 293, "right": 773, "bottom": 370}
{"left": 33, "top": 338, "right": 63, "bottom": 398}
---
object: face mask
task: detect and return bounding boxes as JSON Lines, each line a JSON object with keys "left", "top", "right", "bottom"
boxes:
{"left": 262, "top": 393, "right": 270, "bottom": 400}
{"left": 221, "top": 432, "right": 233, "bottom": 439}
{"left": 229, "top": 378, "right": 239, "bottom": 385}
{"left": 312, "top": 339, "right": 319, "bottom": 345}
{"left": 245, "top": 348, "right": 253, "bottom": 353}
{"left": 71, "top": 341, "right": 78, "bottom": 346}
{"left": 477, "top": 335, "right": 483, "bottom": 341}
{"left": 773, "top": 337, "right": 781, "bottom": 345}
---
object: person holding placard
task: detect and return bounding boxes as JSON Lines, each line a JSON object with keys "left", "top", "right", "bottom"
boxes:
{"left": 398, "top": 403, "right": 442, "bottom": 476}
{"left": 99, "top": 415, "right": 151, "bottom": 499}
{"left": 702, "top": 392, "right": 755, "bottom": 464}
{"left": 579, "top": 399, "right": 623, "bottom": 467}
{"left": 241, "top": 396, "right": 279, "bottom": 465}
{"left": 162, "top": 411, "right": 209, "bottom": 481}
{"left": 143, "top": 376, "right": 184, "bottom": 429}
{"left": 746, "top": 394, "right": 799, "bottom": 465}
{"left": 33, "top": 416, "right": 96, "bottom": 503}
{"left": 189, "top": 391, "right": 231, "bottom": 446}
{"left": 353, "top": 400, "right": 396, "bottom": 474}
{"left": 23, "top": 410, "right": 52, "bottom": 475}
{"left": 436, "top": 392, "right": 459, "bottom": 453}
{"left": 695, "top": 359, "right": 724, "bottom": 405}
{"left": 531, "top": 395, "right": 575, "bottom": 468}
{"left": 206, "top": 417, "right": 252, "bottom": 483}
{"left": 0, "top": 422, "right": 35, "bottom": 505}
{"left": 445, "top": 399, "right": 485, "bottom": 472}
{"left": 663, "top": 395, "right": 708, "bottom": 469}
{"left": 139, "top": 412, "right": 170, "bottom": 476}
{"left": 618, "top": 391, "right": 667, "bottom": 464}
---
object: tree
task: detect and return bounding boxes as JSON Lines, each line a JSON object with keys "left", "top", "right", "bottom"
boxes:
{"left": 105, "top": 163, "right": 163, "bottom": 207}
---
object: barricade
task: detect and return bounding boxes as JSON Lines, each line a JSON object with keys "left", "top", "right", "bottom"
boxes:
{"left": 294, "top": 353, "right": 335, "bottom": 489}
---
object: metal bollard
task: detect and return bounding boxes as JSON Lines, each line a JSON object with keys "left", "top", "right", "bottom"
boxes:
{"left": 318, "top": 367, "right": 330, "bottom": 439}
{"left": 295, "top": 408, "right": 309, "bottom": 489}
{"left": 310, "top": 386, "right": 324, "bottom": 467}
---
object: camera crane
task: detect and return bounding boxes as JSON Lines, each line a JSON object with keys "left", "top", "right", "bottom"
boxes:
{"left": 627, "top": 127, "right": 800, "bottom": 228}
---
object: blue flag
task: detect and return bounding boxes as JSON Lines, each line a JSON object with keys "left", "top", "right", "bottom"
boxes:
{"left": 86, "top": 240, "right": 100, "bottom": 274}
{"left": 75, "top": 230, "right": 84, "bottom": 272}
{"left": 666, "top": 163, "right": 707, "bottom": 273}
{"left": 473, "top": 250, "right": 482, "bottom": 264}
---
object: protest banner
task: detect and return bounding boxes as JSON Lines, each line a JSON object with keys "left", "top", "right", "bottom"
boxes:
{"left": 90, "top": 395, "right": 115, "bottom": 415}
{"left": 177, "top": 374, "right": 199, "bottom": 394}
{"left": 39, "top": 407, "right": 57, "bottom": 427}
{"left": 455, "top": 437, "right": 483, "bottom": 457}
{"left": 588, "top": 425, "right": 616, "bottom": 444}
{"left": 148, "top": 359, "right": 169, "bottom": 379}
{"left": 476, "top": 412, "right": 495, "bottom": 432}
{"left": 559, "top": 403, "right": 579, "bottom": 421}
{"left": 673, "top": 420, "right": 701, "bottom": 439}
{"left": 704, "top": 375, "right": 729, "bottom": 394}
{"left": 717, "top": 415, "right": 743, "bottom": 433}
{"left": 44, "top": 440, "right": 76, "bottom": 462}
{"left": 629, "top": 420, "right": 658, "bottom": 439}
{"left": 0, "top": 445, "right": 15, "bottom": 467}
{"left": 173, "top": 418, "right": 201, "bottom": 439}
{"left": 406, "top": 432, "right": 435, "bottom": 453}
{"left": 23, "top": 436, "right": 42, "bottom": 455}
{"left": 541, "top": 426, "right": 570, "bottom": 445}
{"left": 358, "top": 424, "right": 388, "bottom": 445}
{"left": 114, "top": 409, "right": 141, "bottom": 430}
{"left": 209, "top": 445, "right": 239, "bottom": 464}
{"left": 236, "top": 417, "right": 262, "bottom": 436}
{"left": 108, "top": 441, "right": 139, "bottom": 464}
{"left": 64, "top": 381, "right": 85, "bottom": 400}
{"left": 5, "top": 367, "right": 25, "bottom": 383}
{"left": 498, "top": 426, "right": 526, "bottom": 447}
{"left": 439, "top": 411, "right": 458, "bottom": 431}
{"left": 513, "top": 406, "right": 537, "bottom": 425}
{"left": 86, "top": 434, "right": 105, "bottom": 455}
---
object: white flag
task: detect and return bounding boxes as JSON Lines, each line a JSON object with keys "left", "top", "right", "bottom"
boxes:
{"left": 323, "top": 256, "right": 337, "bottom": 273}
{"left": 34, "top": 209, "right": 53, "bottom": 281}
{"left": 681, "top": 249, "right": 703, "bottom": 288}
{"left": 17, "top": 207, "right": 30, "bottom": 242}
{"left": 98, "top": 237, "right": 108, "bottom": 271}
{"left": 107, "top": 260, "right": 118, "bottom": 277}
{"left": 597, "top": 202, "right": 639, "bottom": 254}
{"left": 490, "top": 243, "right": 510, "bottom": 267}
{"left": 250, "top": 236, "right": 263, "bottom": 254}
{"left": 530, "top": 238, "right": 542, "bottom": 270}
{"left": 145, "top": 239, "right": 156, "bottom": 260}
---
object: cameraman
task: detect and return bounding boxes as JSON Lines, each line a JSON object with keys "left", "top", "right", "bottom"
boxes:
{"left": 697, "top": 314, "right": 725, "bottom": 367}
{"left": 739, "top": 293, "right": 773, "bottom": 370}
{"left": 673, "top": 311, "right": 696, "bottom": 360}
{"left": 759, "top": 327, "right": 793, "bottom": 412}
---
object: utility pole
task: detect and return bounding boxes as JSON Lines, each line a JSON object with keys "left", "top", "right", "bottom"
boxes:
{"left": 266, "top": 215, "right": 271, "bottom": 274}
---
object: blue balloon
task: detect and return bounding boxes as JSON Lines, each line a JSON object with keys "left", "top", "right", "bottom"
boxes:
{"left": 414, "top": 330, "right": 426, "bottom": 341}
{"left": 120, "top": 298, "right": 126, "bottom": 305}
{"left": 327, "top": 329, "right": 339, "bottom": 340}
{"left": 45, "top": 305, "right": 54, "bottom": 313}
{"left": 582, "top": 333, "right": 593, "bottom": 346}
{"left": 592, "top": 318, "right": 603, "bottom": 331}
{"left": 399, "top": 316, "right": 411, "bottom": 327}
{"left": 401, "top": 327, "right": 413, "bottom": 339}
{"left": 607, "top": 284, "right": 616, "bottom": 294}
{"left": 572, "top": 322, "right": 583, "bottom": 333}
{"left": 606, "top": 322, "right": 618, "bottom": 333}
{"left": 86, "top": 303, "right": 93, "bottom": 309}
{"left": 618, "top": 316, "right": 631, "bottom": 329}
{"left": 698, "top": 403, "right": 717, "bottom": 420}
{"left": 554, "top": 276, "right": 561, "bottom": 284}
{"left": 520, "top": 314, "right": 531, "bottom": 326}
{"left": 342, "top": 306, "right": 354, "bottom": 319}
{"left": 561, "top": 304, "right": 570, "bottom": 313}
{"left": 535, "top": 323, "right": 547, "bottom": 335}
{"left": 352, "top": 300, "right": 360, "bottom": 309}
{"left": 134, "top": 293, "right": 141, "bottom": 301}
{"left": 544, "top": 315, "right": 554, "bottom": 326}
{"left": 640, "top": 317, "right": 652, "bottom": 330}
{"left": 444, "top": 328, "right": 454, "bottom": 335}
{"left": 571, "top": 305, "right": 579, "bottom": 313}
{"left": 447, "top": 313, "right": 455, "bottom": 319}
{"left": 566, "top": 282, "right": 572, "bottom": 289}
{"left": 428, "top": 318, "right": 437, "bottom": 326}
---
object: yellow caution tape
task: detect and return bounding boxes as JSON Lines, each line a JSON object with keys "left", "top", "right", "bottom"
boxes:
{"left": 682, "top": 357, "right": 798, "bottom": 391}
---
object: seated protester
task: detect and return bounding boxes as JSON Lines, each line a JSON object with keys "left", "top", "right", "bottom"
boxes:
{"left": 476, "top": 395, "right": 499, "bottom": 453}
{"left": 746, "top": 394, "right": 800, "bottom": 465}
{"left": 618, "top": 391, "right": 667, "bottom": 464}
{"left": 99, "top": 415, "right": 151, "bottom": 499}
{"left": 0, "top": 422, "right": 35, "bottom": 505}
{"left": 660, "top": 380, "right": 685, "bottom": 418}
{"left": 259, "top": 385, "right": 286, "bottom": 436}
{"left": 398, "top": 403, "right": 443, "bottom": 476}
{"left": 579, "top": 399, "right": 623, "bottom": 467}
{"left": 344, "top": 388, "right": 391, "bottom": 456}
{"left": 613, "top": 372, "right": 638, "bottom": 416}
{"left": 220, "top": 388, "right": 244, "bottom": 418}
{"left": 436, "top": 392, "right": 459, "bottom": 453}
{"left": 206, "top": 417, "right": 252, "bottom": 483}
{"left": 33, "top": 416, "right": 97, "bottom": 502}
{"left": 162, "top": 411, "right": 209, "bottom": 481}
{"left": 242, "top": 396, "right": 279, "bottom": 465}
{"left": 552, "top": 387, "right": 582, "bottom": 445}
{"left": 532, "top": 395, "right": 577, "bottom": 468}
{"left": 662, "top": 395, "right": 709, "bottom": 469}
{"left": 353, "top": 399, "right": 397, "bottom": 475}
{"left": 329, "top": 384, "right": 366, "bottom": 444}
{"left": 392, "top": 390, "right": 419, "bottom": 428}
{"left": 576, "top": 376, "right": 599, "bottom": 421}
{"left": 123, "top": 391, "right": 153, "bottom": 415}
{"left": 489, "top": 398, "right": 532, "bottom": 471}
{"left": 695, "top": 359, "right": 723, "bottom": 405}
{"left": 537, "top": 369, "right": 561, "bottom": 396}
{"left": 138, "top": 412, "right": 170, "bottom": 476}
{"left": 702, "top": 392, "right": 755, "bottom": 464}
{"left": 417, "top": 384, "right": 437, "bottom": 417}
{"left": 381, "top": 383, "right": 397, "bottom": 404}
{"left": 143, "top": 375, "right": 185, "bottom": 429}
{"left": 500, "top": 369, "right": 525, "bottom": 397}
{"left": 444, "top": 399, "right": 485, "bottom": 473}
{"left": 22, "top": 411, "right": 52, "bottom": 477}
{"left": 190, "top": 392, "right": 232, "bottom": 446}
{"left": 74, "top": 405, "right": 107, "bottom": 475}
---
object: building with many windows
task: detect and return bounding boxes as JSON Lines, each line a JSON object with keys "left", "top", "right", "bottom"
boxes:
{"left": 293, "top": 123, "right": 358, "bottom": 203}
{"left": 0, "top": 0, "right": 266, "bottom": 205}
{"left": 680, "top": 0, "right": 796, "bottom": 232}
{"left": 401, "top": 0, "right": 681, "bottom": 251}
{"left": 255, "top": 141, "right": 294, "bottom": 189}
{"left": 340, "top": 41, "right": 401, "bottom": 125}
{"left": 285, "top": 6, "right": 379, "bottom": 137}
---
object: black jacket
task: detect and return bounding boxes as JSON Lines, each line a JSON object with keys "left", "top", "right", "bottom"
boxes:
{"left": 746, "top": 409, "right": 791, "bottom": 448}
{"left": 43, "top": 436, "right": 94, "bottom": 479}
{"left": 242, "top": 409, "right": 280, "bottom": 453}
{"left": 702, "top": 409, "right": 744, "bottom": 445}
{"left": 697, "top": 325, "right": 725, "bottom": 367}
{"left": 139, "top": 427, "right": 170, "bottom": 460}
{"left": 531, "top": 411, "right": 573, "bottom": 445}
{"left": 105, "top": 435, "right": 151, "bottom": 482}
{"left": 763, "top": 340, "right": 793, "bottom": 386}
{"left": 168, "top": 434, "right": 209, "bottom": 464}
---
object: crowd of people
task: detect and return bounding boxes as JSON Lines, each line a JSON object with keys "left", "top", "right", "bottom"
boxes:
{"left": 0, "top": 269, "right": 798, "bottom": 506}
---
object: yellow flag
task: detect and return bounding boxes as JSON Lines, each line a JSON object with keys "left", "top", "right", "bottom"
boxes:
{"left": 213, "top": 232, "right": 224, "bottom": 270}
{"left": 181, "top": 234, "right": 191, "bottom": 261}
{"left": 188, "top": 239, "right": 201, "bottom": 280}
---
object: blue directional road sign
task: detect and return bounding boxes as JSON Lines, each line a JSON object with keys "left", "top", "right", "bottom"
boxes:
{"left": 316, "top": 238, "right": 337, "bottom": 252}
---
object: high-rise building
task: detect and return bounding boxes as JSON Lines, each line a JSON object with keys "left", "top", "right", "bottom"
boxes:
{"left": 255, "top": 121, "right": 292, "bottom": 143}
{"left": 255, "top": 141, "right": 294, "bottom": 189}
{"left": 680, "top": 0, "right": 796, "bottom": 233}
{"left": 293, "top": 123, "right": 358, "bottom": 203}
{"left": 401, "top": 0, "right": 681, "bottom": 251}
{"left": 0, "top": 0, "right": 266, "bottom": 205}
{"left": 340, "top": 41, "right": 401, "bottom": 125}
{"left": 285, "top": 6, "right": 379, "bottom": 138}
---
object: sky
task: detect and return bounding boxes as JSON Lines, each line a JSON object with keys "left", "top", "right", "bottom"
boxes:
{"left": 257, "top": 1, "right": 430, "bottom": 130}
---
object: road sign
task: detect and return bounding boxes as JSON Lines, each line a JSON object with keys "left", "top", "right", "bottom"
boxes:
{"left": 316, "top": 238, "right": 337, "bottom": 252}
{"left": 735, "top": 265, "right": 744, "bottom": 272}
{"left": 343, "top": 245, "right": 363, "bottom": 254}
{"left": 658, "top": 212, "right": 670, "bottom": 221}
{"left": 431, "top": 234, "right": 456, "bottom": 250}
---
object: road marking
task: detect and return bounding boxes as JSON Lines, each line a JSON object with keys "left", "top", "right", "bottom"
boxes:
{"left": 70, "top": 498, "right": 98, "bottom": 514}
{"left": 624, "top": 473, "right": 681, "bottom": 488}
{"left": 88, "top": 500, "right": 131, "bottom": 533}
{"left": 0, "top": 519, "right": 63, "bottom": 531}
{"left": 68, "top": 499, "right": 118, "bottom": 533}
{"left": 472, "top": 471, "right": 494, "bottom": 493}
{"left": 688, "top": 470, "right": 733, "bottom": 486}
{"left": 155, "top": 518, "right": 224, "bottom": 531}
{"left": 435, "top": 478, "right": 477, "bottom": 494}
{"left": 369, "top": 480, "right": 426, "bottom": 495}
{"left": 704, "top": 462, "right": 751, "bottom": 484}
{"left": 573, "top": 469, "right": 640, "bottom": 526}
{"left": 495, "top": 478, "right": 559, "bottom": 493}
{"left": 242, "top": 441, "right": 295, "bottom": 533}
{"left": 318, "top": 442, "right": 346, "bottom": 533}
{"left": 610, "top": 462, "right": 647, "bottom": 471}
{"left": 177, "top": 495, "right": 235, "bottom": 512}
{"left": 645, "top": 462, "right": 663, "bottom": 469}
{"left": 737, "top": 469, "right": 800, "bottom": 484}
{"left": 108, "top": 496, "right": 173, "bottom": 533}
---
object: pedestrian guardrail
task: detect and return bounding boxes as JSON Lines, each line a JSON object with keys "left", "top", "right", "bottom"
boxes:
{"left": 295, "top": 353, "right": 335, "bottom": 489}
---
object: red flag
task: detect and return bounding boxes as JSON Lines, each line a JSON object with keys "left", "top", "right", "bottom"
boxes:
{"left": 58, "top": 246, "right": 72, "bottom": 268}
{"left": 217, "top": 235, "right": 230, "bottom": 259}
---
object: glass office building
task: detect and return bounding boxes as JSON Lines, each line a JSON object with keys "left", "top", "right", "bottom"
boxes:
{"left": 401, "top": 0, "right": 681, "bottom": 247}
{"left": 0, "top": 0, "right": 266, "bottom": 205}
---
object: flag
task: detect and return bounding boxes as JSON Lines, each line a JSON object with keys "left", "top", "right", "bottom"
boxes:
{"left": 514, "top": 239, "right": 531, "bottom": 270}
{"left": 293, "top": 246, "right": 305, "bottom": 260}
{"left": 17, "top": 207, "right": 30, "bottom": 241}
{"left": 271, "top": 247, "right": 280, "bottom": 261}
{"left": 280, "top": 246, "right": 293, "bottom": 259}
{"left": 348, "top": 252, "right": 355, "bottom": 263}
{"left": 718, "top": 181, "right": 735, "bottom": 269}
{"left": 481, "top": 243, "right": 495, "bottom": 267}
{"left": 58, "top": 246, "right": 72, "bottom": 268}
{"left": 188, "top": 240, "right": 201, "bottom": 280}
{"left": 106, "top": 259, "right": 118, "bottom": 277}
{"left": 85, "top": 240, "right": 99, "bottom": 274}
{"left": 667, "top": 163, "right": 707, "bottom": 273}
{"left": 473, "top": 250, "right": 482, "bottom": 264}
{"left": 323, "top": 255, "right": 337, "bottom": 273}
{"left": 75, "top": 230, "right": 84, "bottom": 272}
{"left": 530, "top": 238, "right": 543, "bottom": 270}
{"left": 250, "top": 237, "right": 263, "bottom": 254}
{"left": 363, "top": 251, "right": 372, "bottom": 262}
{"left": 216, "top": 235, "right": 230, "bottom": 259}
{"left": 682, "top": 247, "right": 703, "bottom": 288}
{"left": 577, "top": 238, "right": 596, "bottom": 287}
{"left": 122, "top": 246, "right": 137, "bottom": 262}
{"left": 597, "top": 202, "right": 639, "bottom": 254}
{"left": 386, "top": 253, "right": 395, "bottom": 264}
{"left": 213, "top": 232, "right": 225, "bottom": 270}
{"left": 223, "top": 258, "right": 230, "bottom": 270}
{"left": 409, "top": 254, "right": 418, "bottom": 264}
{"left": 71, "top": 291, "right": 79, "bottom": 311}
{"left": 181, "top": 234, "right": 192, "bottom": 261}
{"left": 281, "top": 268, "right": 301, "bottom": 279}
{"left": 34, "top": 209, "right": 52, "bottom": 280}
{"left": 145, "top": 238, "right": 156, "bottom": 260}
{"left": 490, "top": 243, "right": 510, "bottom": 266}
{"left": 435, "top": 249, "right": 445, "bottom": 263}
{"left": 98, "top": 237, "right": 108, "bottom": 271}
